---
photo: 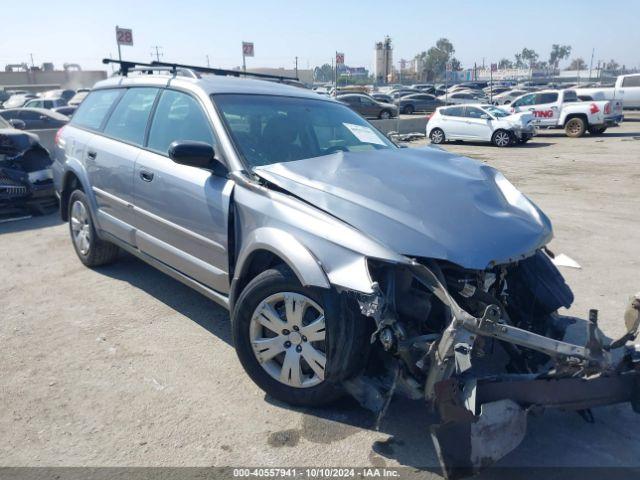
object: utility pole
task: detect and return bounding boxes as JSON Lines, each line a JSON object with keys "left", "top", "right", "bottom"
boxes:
{"left": 150, "top": 45, "right": 163, "bottom": 62}
{"left": 294, "top": 56, "right": 298, "bottom": 78}
{"left": 206, "top": 55, "right": 211, "bottom": 68}
{"left": 29, "top": 53, "right": 35, "bottom": 68}
{"left": 588, "top": 48, "right": 595, "bottom": 81}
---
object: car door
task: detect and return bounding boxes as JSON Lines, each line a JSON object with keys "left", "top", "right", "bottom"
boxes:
{"left": 88, "top": 87, "right": 159, "bottom": 243}
{"left": 529, "top": 92, "right": 560, "bottom": 126}
{"left": 340, "top": 95, "right": 364, "bottom": 116}
{"left": 133, "top": 88, "right": 232, "bottom": 294}
{"left": 359, "top": 96, "right": 379, "bottom": 118}
{"left": 16, "top": 110, "right": 44, "bottom": 129}
{"left": 463, "top": 106, "right": 493, "bottom": 140}
{"left": 511, "top": 93, "right": 536, "bottom": 114}
{"left": 439, "top": 106, "right": 466, "bottom": 138}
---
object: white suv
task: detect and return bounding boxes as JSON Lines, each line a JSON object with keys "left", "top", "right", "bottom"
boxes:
{"left": 427, "top": 104, "right": 535, "bottom": 147}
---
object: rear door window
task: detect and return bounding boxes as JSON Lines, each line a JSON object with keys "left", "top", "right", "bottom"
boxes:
{"left": 103, "top": 88, "right": 159, "bottom": 146}
{"left": 535, "top": 92, "right": 558, "bottom": 104}
{"left": 147, "top": 89, "right": 215, "bottom": 155}
{"left": 71, "top": 89, "right": 122, "bottom": 130}
{"left": 443, "top": 106, "right": 465, "bottom": 116}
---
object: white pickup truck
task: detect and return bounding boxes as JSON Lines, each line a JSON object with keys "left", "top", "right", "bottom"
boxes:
{"left": 575, "top": 74, "right": 640, "bottom": 109}
{"left": 509, "top": 89, "right": 623, "bottom": 137}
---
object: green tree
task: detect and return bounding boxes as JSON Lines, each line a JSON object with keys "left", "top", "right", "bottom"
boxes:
{"left": 313, "top": 64, "right": 334, "bottom": 82}
{"left": 605, "top": 59, "right": 620, "bottom": 72}
{"left": 567, "top": 57, "right": 587, "bottom": 70}
{"left": 548, "top": 44, "right": 572, "bottom": 69}
{"left": 498, "top": 58, "right": 514, "bottom": 69}
{"left": 415, "top": 38, "right": 459, "bottom": 81}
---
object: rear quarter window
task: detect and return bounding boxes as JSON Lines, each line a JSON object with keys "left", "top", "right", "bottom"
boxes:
{"left": 622, "top": 76, "right": 640, "bottom": 87}
{"left": 71, "top": 89, "right": 121, "bottom": 130}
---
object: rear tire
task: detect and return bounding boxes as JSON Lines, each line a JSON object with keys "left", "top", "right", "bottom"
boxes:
{"left": 430, "top": 128, "right": 445, "bottom": 144}
{"left": 232, "top": 266, "right": 370, "bottom": 407}
{"left": 68, "top": 189, "right": 119, "bottom": 267}
{"left": 565, "top": 117, "right": 586, "bottom": 138}
{"left": 492, "top": 129, "right": 513, "bottom": 147}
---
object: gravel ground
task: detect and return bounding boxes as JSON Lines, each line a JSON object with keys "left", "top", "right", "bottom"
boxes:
{"left": 1, "top": 117, "right": 640, "bottom": 478}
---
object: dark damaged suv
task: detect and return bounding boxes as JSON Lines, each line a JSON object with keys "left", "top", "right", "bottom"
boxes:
{"left": 53, "top": 60, "right": 640, "bottom": 477}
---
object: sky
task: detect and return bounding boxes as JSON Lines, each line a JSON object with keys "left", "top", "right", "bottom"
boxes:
{"left": 2, "top": 0, "right": 639, "bottom": 73}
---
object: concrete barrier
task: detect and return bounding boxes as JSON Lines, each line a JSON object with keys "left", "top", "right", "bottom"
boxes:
{"left": 370, "top": 116, "right": 429, "bottom": 135}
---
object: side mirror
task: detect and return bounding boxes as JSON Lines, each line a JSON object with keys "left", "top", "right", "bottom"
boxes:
{"left": 480, "top": 114, "right": 490, "bottom": 120}
{"left": 9, "top": 118, "right": 25, "bottom": 130}
{"left": 39, "top": 115, "right": 49, "bottom": 121}
{"left": 168, "top": 140, "right": 228, "bottom": 177}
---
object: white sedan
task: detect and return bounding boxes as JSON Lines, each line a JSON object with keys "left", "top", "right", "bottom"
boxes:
{"left": 427, "top": 104, "right": 535, "bottom": 147}
{"left": 436, "top": 90, "right": 487, "bottom": 105}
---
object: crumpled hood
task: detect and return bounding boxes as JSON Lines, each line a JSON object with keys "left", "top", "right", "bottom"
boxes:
{"left": 255, "top": 148, "right": 552, "bottom": 270}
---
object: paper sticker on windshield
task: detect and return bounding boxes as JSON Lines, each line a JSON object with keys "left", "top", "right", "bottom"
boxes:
{"left": 343, "top": 123, "right": 386, "bottom": 145}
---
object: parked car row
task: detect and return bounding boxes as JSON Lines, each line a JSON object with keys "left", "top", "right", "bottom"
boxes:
{"left": 0, "top": 87, "right": 89, "bottom": 117}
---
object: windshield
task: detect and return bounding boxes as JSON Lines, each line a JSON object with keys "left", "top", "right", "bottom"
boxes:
{"left": 214, "top": 94, "right": 395, "bottom": 168}
{"left": 483, "top": 106, "right": 510, "bottom": 118}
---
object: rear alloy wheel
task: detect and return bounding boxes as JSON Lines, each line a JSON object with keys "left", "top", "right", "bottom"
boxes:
{"left": 430, "top": 128, "right": 445, "bottom": 144}
{"left": 68, "top": 189, "right": 119, "bottom": 267}
{"left": 565, "top": 117, "right": 586, "bottom": 138}
{"left": 379, "top": 110, "right": 392, "bottom": 120}
{"left": 492, "top": 129, "right": 512, "bottom": 147}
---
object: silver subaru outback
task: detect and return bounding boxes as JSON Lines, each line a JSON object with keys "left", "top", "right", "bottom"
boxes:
{"left": 53, "top": 61, "right": 640, "bottom": 477}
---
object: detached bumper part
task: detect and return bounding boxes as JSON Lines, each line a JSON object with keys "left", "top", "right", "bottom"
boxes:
{"left": 431, "top": 370, "right": 640, "bottom": 479}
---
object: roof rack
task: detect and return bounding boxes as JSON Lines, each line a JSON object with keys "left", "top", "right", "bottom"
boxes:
{"left": 102, "top": 58, "right": 299, "bottom": 82}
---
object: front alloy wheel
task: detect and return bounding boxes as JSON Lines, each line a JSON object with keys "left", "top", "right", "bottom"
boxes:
{"left": 492, "top": 130, "right": 512, "bottom": 147}
{"left": 233, "top": 266, "right": 370, "bottom": 406}
{"left": 250, "top": 292, "right": 326, "bottom": 388}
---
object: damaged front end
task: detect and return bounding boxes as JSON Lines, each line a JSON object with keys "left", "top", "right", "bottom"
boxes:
{"left": 347, "top": 250, "right": 640, "bottom": 478}
{"left": 0, "top": 129, "right": 57, "bottom": 216}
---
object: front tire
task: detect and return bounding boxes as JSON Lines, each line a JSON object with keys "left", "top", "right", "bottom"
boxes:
{"left": 403, "top": 104, "right": 415, "bottom": 115}
{"left": 232, "top": 266, "right": 369, "bottom": 407}
{"left": 430, "top": 128, "right": 445, "bottom": 144}
{"left": 492, "top": 129, "right": 513, "bottom": 147}
{"left": 565, "top": 117, "right": 586, "bottom": 137}
{"left": 379, "top": 109, "right": 392, "bottom": 120}
{"left": 68, "top": 189, "right": 119, "bottom": 267}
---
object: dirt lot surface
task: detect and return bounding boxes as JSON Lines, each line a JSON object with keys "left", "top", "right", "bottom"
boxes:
{"left": 2, "top": 117, "right": 640, "bottom": 477}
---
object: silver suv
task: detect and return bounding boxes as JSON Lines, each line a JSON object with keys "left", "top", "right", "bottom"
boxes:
{"left": 53, "top": 61, "right": 640, "bottom": 475}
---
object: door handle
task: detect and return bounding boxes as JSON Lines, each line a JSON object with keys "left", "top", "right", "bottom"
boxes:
{"left": 87, "top": 150, "right": 97, "bottom": 159}
{"left": 139, "top": 170, "right": 154, "bottom": 182}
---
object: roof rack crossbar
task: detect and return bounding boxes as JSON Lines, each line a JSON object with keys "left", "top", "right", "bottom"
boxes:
{"left": 102, "top": 58, "right": 163, "bottom": 76}
{"left": 102, "top": 58, "right": 299, "bottom": 82}
{"left": 150, "top": 60, "right": 298, "bottom": 82}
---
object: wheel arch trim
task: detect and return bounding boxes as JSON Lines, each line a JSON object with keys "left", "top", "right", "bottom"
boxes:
{"left": 230, "top": 227, "right": 331, "bottom": 311}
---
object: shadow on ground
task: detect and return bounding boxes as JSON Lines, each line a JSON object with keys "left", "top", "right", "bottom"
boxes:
{"left": 0, "top": 212, "right": 62, "bottom": 234}
{"left": 96, "top": 252, "right": 233, "bottom": 346}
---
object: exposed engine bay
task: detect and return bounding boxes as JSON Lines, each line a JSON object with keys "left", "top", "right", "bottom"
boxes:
{"left": 342, "top": 249, "right": 640, "bottom": 478}
{"left": 0, "top": 128, "right": 57, "bottom": 216}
